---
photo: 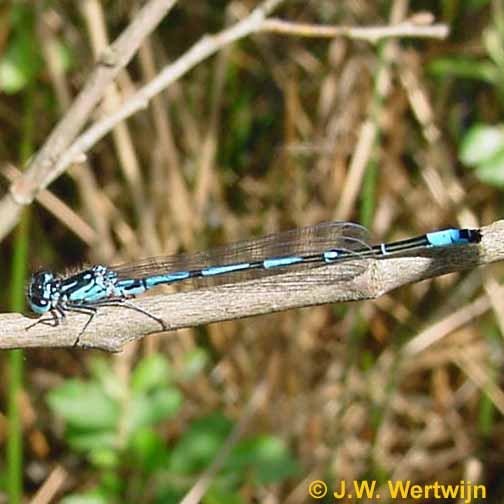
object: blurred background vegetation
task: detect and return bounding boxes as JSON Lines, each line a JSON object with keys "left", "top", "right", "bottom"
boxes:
{"left": 1, "top": 0, "right": 504, "bottom": 502}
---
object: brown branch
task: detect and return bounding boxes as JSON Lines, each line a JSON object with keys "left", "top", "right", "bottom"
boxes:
{"left": 0, "top": 0, "right": 178, "bottom": 240}
{"left": 1, "top": 163, "right": 97, "bottom": 246}
{"left": 1, "top": 220, "right": 503, "bottom": 352}
{"left": 21, "top": 0, "right": 288, "bottom": 195}
{"left": 260, "top": 17, "right": 449, "bottom": 42}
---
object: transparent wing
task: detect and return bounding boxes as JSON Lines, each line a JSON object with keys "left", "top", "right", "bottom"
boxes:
{"left": 110, "top": 221, "right": 373, "bottom": 287}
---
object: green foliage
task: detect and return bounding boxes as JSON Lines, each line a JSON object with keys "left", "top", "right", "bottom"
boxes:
{"left": 0, "top": 4, "right": 71, "bottom": 94}
{"left": 0, "top": 6, "right": 42, "bottom": 93}
{"left": 229, "top": 435, "right": 299, "bottom": 484}
{"left": 429, "top": 57, "right": 499, "bottom": 83}
{"left": 47, "top": 354, "right": 298, "bottom": 502}
{"left": 460, "top": 123, "right": 504, "bottom": 187}
{"left": 47, "top": 355, "right": 182, "bottom": 461}
{"left": 427, "top": 7, "right": 504, "bottom": 189}
{"left": 49, "top": 380, "right": 120, "bottom": 430}
{"left": 131, "top": 353, "right": 173, "bottom": 392}
{"left": 464, "top": 0, "right": 492, "bottom": 8}
{"left": 60, "top": 492, "right": 110, "bottom": 504}
{"left": 429, "top": 10, "right": 504, "bottom": 112}
{"left": 167, "top": 413, "right": 233, "bottom": 474}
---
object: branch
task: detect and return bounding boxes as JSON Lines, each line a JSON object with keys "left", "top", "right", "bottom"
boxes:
{"left": 20, "top": 0, "right": 288, "bottom": 194}
{"left": 0, "top": 0, "right": 178, "bottom": 240}
{"left": 261, "top": 17, "right": 449, "bottom": 42}
{"left": 0, "top": 2, "right": 445, "bottom": 241}
{"left": 2, "top": 220, "right": 503, "bottom": 352}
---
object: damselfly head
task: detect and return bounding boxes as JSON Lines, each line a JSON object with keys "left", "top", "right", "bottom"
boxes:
{"left": 27, "top": 271, "right": 58, "bottom": 314}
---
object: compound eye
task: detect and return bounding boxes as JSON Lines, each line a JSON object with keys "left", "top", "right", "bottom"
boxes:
{"left": 27, "top": 270, "right": 55, "bottom": 314}
{"left": 28, "top": 296, "right": 51, "bottom": 314}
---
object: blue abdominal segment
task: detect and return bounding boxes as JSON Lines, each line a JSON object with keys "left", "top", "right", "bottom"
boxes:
{"left": 201, "top": 262, "right": 251, "bottom": 276}
{"left": 426, "top": 228, "right": 473, "bottom": 246}
{"left": 144, "top": 271, "right": 191, "bottom": 288}
{"left": 376, "top": 228, "right": 480, "bottom": 255}
{"left": 263, "top": 256, "right": 303, "bottom": 268}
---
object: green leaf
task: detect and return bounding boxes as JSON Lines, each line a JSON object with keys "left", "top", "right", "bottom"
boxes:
{"left": 460, "top": 124, "right": 504, "bottom": 165}
{"left": 465, "top": 0, "right": 491, "bottom": 8}
{"left": 88, "top": 358, "right": 125, "bottom": 400}
{"left": 88, "top": 448, "right": 120, "bottom": 469}
{"left": 0, "top": 57, "right": 28, "bottom": 94}
{"left": 152, "top": 487, "right": 186, "bottom": 504}
{"left": 131, "top": 355, "right": 172, "bottom": 393}
{"left": 65, "top": 427, "right": 117, "bottom": 452}
{"left": 128, "top": 428, "right": 169, "bottom": 473}
{"left": 474, "top": 149, "right": 504, "bottom": 187}
{"left": 0, "top": 8, "right": 42, "bottom": 93}
{"left": 230, "top": 436, "right": 299, "bottom": 484}
{"left": 127, "top": 388, "right": 182, "bottom": 433}
{"left": 99, "top": 471, "right": 124, "bottom": 497}
{"left": 47, "top": 380, "right": 119, "bottom": 430}
{"left": 204, "top": 486, "right": 245, "bottom": 504}
{"left": 428, "top": 58, "right": 499, "bottom": 84}
{"left": 60, "top": 489, "right": 109, "bottom": 504}
{"left": 168, "top": 413, "right": 233, "bottom": 474}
